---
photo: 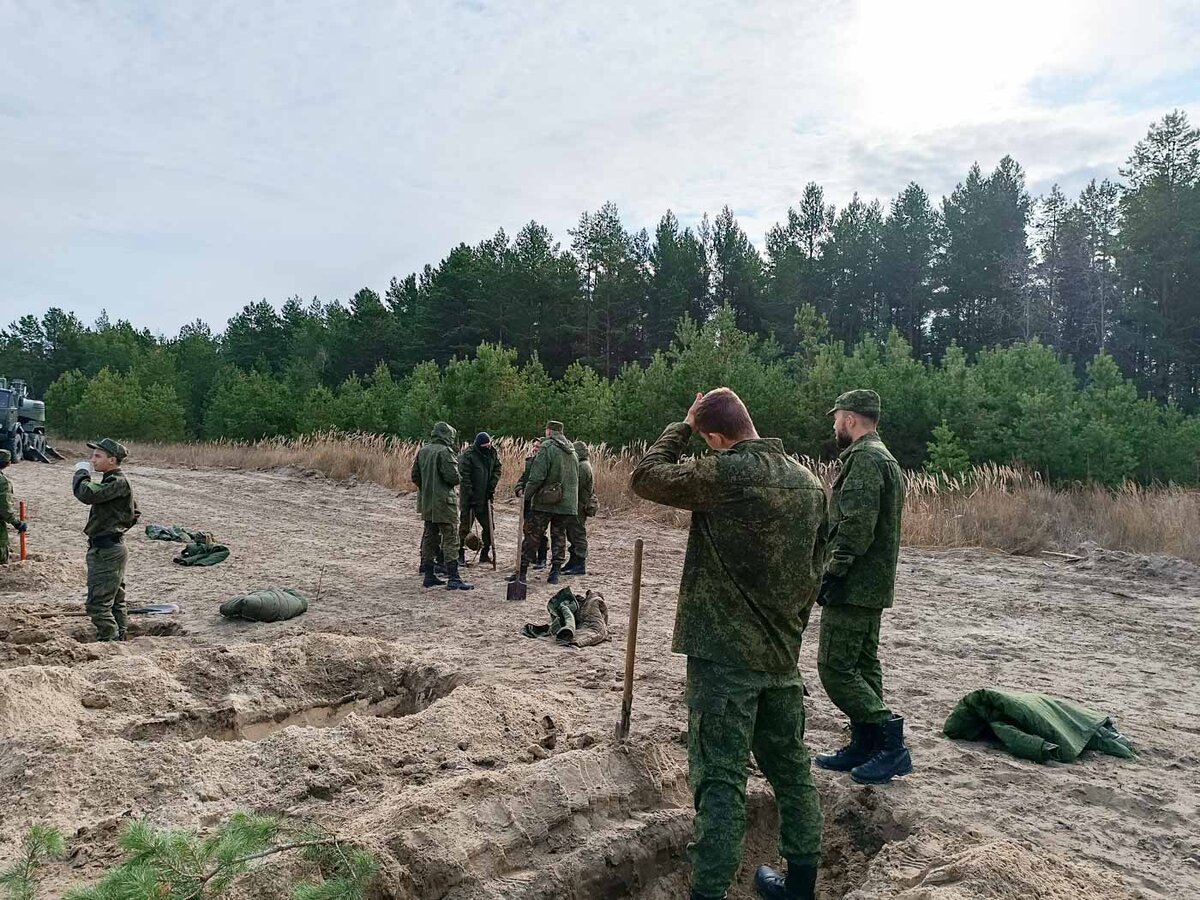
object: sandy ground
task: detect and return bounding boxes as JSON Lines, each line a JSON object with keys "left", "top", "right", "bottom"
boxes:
{"left": 0, "top": 459, "right": 1197, "bottom": 899}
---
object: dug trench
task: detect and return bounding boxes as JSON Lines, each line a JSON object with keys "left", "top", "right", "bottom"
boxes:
{"left": 2, "top": 460, "right": 1195, "bottom": 898}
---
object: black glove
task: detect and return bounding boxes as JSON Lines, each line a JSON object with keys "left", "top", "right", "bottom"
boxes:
{"left": 15, "top": 521, "right": 27, "bottom": 534}
{"left": 817, "top": 573, "right": 847, "bottom": 607}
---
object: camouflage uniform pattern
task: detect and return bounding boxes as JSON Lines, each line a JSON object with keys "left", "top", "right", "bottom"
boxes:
{"left": 565, "top": 441, "right": 596, "bottom": 563}
{"left": 819, "top": 431, "right": 904, "bottom": 725}
{"left": 631, "top": 421, "right": 826, "bottom": 897}
{"left": 524, "top": 431, "right": 578, "bottom": 565}
{"left": 411, "top": 422, "right": 460, "bottom": 525}
{"left": 0, "top": 464, "right": 20, "bottom": 564}
{"left": 515, "top": 453, "right": 548, "bottom": 563}
{"left": 420, "top": 520, "right": 458, "bottom": 565}
{"left": 687, "top": 658, "right": 822, "bottom": 895}
{"left": 631, "top": 422, "right": 827, "bottom": 672}
{"left": 73, "top": 467, "right": 140, "bottom": 641}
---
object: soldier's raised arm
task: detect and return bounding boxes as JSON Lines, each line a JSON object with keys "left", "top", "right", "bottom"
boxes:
{"left": 630, "top": 422, "right": 722, "bottom": 512}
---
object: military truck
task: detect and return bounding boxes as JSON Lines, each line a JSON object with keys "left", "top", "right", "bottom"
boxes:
{"left": 0, "top": 377, "right": 63, "bottom": 463}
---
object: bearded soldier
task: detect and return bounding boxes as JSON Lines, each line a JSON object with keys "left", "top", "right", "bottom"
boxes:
{"left": 815, "top": 389, "right": 911, "bottom": 785}
{"left": 73, "top": 439, "right": 140, "bottom": 641}
{"left": 632, "top": 388, "right": 826, "bottom": 900}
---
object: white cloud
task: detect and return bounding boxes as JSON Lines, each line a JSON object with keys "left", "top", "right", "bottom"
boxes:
{"left": 0, "top": 0, "right": 1197, "bottom": 334}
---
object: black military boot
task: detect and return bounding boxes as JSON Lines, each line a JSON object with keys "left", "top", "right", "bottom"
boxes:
{"left": 561, "top": 552, "right": 579, "bottom": 574}
{"left": 547, "top": 563, "right": 561, "bottom": 585}
{"left": 754, "top": 860, "right": 817, "bottom": 900}
{"left": 422, "top": 562, "right": 446, "bottom": 588}
{"left": 506, "top": 564, "right": 528, "bottom": 583}
{"left": 815, "top": 721, "right": 878, "bottom": 772}
{"left": 851, "top": 716, "right": 912, "bottom": 784}
{"left": 479, "top": 545, "right": 492, "bottom": 565}
{"left": 446, "top": 561, "right": 474, "bottom": 591}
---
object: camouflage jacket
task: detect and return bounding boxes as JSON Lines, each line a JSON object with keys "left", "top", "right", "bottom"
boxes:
{"left": 411, "top": 423, "right": 460, "bottom": 524}
{"left": 458, "top": 445, "right": 501, "bottom": 507}
{"left": 0, "top": 471, "right": 19, "bottom": 528}
{"left": 631, "top": 422, "right": 827, "bottom": 673}
{"left": 575, "top": 444, "right": 597, "bottom": 517}
{"left": 73, "top": 468, "right": 140, "bottom": 539}
{"left": 826, "top": 432, "right": 904, "bottom": 609}
{"left": 527, "top": 432, "right": 579, "bottom": 516}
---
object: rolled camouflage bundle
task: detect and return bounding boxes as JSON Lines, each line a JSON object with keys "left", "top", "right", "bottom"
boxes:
{"left": 219, "top": 587, "right": 309, "bottom": 623}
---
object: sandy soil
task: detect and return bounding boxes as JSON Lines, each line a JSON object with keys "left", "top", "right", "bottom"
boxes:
{"left": 0, "top": 459, "right": 1197, "bottom": 899}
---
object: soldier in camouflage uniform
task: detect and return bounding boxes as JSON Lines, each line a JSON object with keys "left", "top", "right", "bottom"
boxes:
{"left": 632, "top": 388, "right": 826, "bottom": 900}
{"left": 514, "top": 438, "right": 548, "bottom": 568}
{"left": 513, "top": 421, "right": 578, "bottom": 586}
{"left": 73, "top": 439, "right": 140, "bottom": 641}
{"left": 412, "top": 422, "right": 473, "bottom": 591}
{"left": 0, "top": 450, "right": 29, "bottom": 564}
{"left": 563, "top": 440, "right": 596, "bottom": 576}
{"left": 815, "top": 389, "right": 911, "bottom": 785}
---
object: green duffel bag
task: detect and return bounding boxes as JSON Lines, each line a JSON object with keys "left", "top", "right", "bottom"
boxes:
{"left": 219, "top": 588, "right": 309, "bottom": 623}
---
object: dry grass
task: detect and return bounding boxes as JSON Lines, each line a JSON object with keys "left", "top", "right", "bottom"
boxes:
{"left": 58, "top": 433, "right": 1200, "bottom": 563}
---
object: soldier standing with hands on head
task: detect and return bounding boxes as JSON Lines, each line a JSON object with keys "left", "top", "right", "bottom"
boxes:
{"left": 73, "top": 439, "right": 140, "bottom": 641}
{"left": 0, "top": 450, "right": 28, "bottom": 564}
{"left": 815, "top": 389, "right": 911, "bottom": 784}
{"left": 412, "top": 422, "right": 473, "bottom": 592}
{"left": 457, "top": 432, "right": 501, "bottom": 566}
{"left": 632, "top": 388, "right": 826, "bottom": 900}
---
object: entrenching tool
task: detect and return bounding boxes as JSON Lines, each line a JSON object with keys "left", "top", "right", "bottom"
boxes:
{"left": 615, "top": 537, "right": 644, "bottom": 740}
{"left": 505, "top": 501, "right": 527, "bottom": 602}
{"left": 488, "top": 501, "right": 497, "bottom": 571}
{"left": 19, "top": 500, "right": 26, "bottom": 561}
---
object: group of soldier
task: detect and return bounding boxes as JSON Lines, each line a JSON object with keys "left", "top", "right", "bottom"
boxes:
{"left": 410, "top": 419, "right": 597, "bottom": 591}
{"left": 631, "top": 386, "right": 908, "bottom": 900}
{"left": 2, "top": 385, "right": 902, "bottom": 900}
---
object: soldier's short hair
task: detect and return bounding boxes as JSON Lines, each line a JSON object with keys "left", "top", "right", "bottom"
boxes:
{"left": 693, "top": 388, "right": 755, "bottom": 439}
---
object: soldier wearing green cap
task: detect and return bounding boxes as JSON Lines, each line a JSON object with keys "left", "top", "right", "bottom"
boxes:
{"left": 814, "top": 390, "right": 912, "bottom": 785}
{"left": 0, "top": 449, "right": 28, "bottom": 564}
{"left": 73, "top": 438, "right": 140, "bottom": 641}
{"left": 509, "top": 420, "right": 578, "bottom": 586}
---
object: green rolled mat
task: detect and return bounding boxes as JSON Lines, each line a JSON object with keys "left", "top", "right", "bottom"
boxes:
{"left": 219, "top": 588, "right": 309, "bottom": 623}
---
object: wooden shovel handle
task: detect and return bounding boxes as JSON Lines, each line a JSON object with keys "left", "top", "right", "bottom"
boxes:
{"left": 618, "top": 538, "right": 644, "bottom": 737}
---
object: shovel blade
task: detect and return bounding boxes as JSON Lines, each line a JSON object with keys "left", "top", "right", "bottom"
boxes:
{"left": 506, "top": 579, "right": 528, "bottom": 602}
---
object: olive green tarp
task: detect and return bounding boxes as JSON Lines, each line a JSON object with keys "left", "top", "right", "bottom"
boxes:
{"left": 943, "top": 688, "right": 1135, "bottom": 763}
{"left": 219, "top": 588, "right": 309, "bottom": 623}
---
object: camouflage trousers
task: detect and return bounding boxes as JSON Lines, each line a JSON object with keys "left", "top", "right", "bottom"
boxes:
{"left": 817, "top": 605, "right": 891, "bottom": 725}
{"left": 419, "top": 520, "right": 457, "bottom": 565}
{"left": 522, "top": 510, "right": 568, "bottom": 567}
{"left": 458, "top": 503, "right": 492, "bottom": 553}
{"left": 86, "top": 542, "right": 129, "bottom": 642}
{"left": 565, "top": 514, "right": 588, "bottom": 561}
{"left": 686, "top": 657, "right": 822, "bottom": 897}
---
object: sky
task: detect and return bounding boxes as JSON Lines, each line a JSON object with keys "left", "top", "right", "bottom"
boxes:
{"left": 3, "top": 0, "right": 1199, "bottom": 335}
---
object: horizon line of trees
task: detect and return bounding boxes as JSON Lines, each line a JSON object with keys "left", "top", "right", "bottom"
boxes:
{"left": 3, "top": 111, "right": 1200, "bottom": 484}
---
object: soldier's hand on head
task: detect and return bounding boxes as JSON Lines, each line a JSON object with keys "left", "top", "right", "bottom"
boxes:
{"left": 684, "top": 391, "right": 704, "bottom": 429}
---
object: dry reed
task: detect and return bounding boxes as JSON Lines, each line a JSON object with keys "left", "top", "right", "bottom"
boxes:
{"left": 61, "top": 432, "right": 1200, "bottom": 563}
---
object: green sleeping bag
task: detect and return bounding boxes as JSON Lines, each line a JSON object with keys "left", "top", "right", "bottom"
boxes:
{"left": 219, "top": 588, "right": 309, "bottom": 623}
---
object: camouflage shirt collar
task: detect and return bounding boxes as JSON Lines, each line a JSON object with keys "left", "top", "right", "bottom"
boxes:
{"left": 726, "top": 437, "right": 786, "bottom": 455}
{"left": 838, "top": 432, "right": 881, "bottom": 462}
